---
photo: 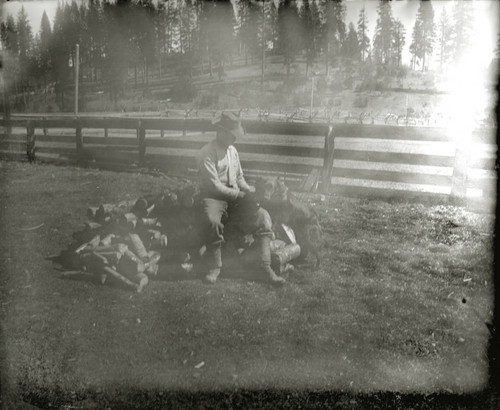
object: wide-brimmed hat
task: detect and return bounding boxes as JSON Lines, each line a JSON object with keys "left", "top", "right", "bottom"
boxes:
{"left": 212, "top": 111, "right": 244, "bottom": 139}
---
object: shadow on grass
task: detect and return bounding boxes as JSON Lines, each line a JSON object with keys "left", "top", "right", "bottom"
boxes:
{"left": 11, "top": 383, "right": 499, "bottom": 410}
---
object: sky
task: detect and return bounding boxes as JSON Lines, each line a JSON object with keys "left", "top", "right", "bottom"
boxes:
{"left": 1, "top": 0, "right": 499, "bottom": 69}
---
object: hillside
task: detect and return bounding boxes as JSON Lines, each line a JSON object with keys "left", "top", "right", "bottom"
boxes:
{"left": 10, "top": 56, "right": 497, "bottom": 129}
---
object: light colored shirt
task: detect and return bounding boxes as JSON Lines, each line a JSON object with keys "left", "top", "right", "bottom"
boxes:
{"left": 198, "top": 140, "right": 251, "bottom": 201}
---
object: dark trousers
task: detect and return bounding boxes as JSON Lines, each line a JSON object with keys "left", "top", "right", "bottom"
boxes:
{"left": 201, "top": 197, "right": 273, "bottom": 249}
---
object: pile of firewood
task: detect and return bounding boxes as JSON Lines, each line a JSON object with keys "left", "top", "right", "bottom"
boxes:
{"left": 57, "top": 182, "right": 305, "bottom": 291}
{"left": 57, "top": 185, "right": 200, "bottom": 292}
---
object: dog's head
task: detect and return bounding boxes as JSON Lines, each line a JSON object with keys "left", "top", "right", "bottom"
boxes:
{"left": 254, "top": 177, "right": 288, "bottom": 203}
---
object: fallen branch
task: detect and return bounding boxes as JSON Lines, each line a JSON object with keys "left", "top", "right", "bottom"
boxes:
{"left": 20, "top": 223, "right": 45, "bottom": 231}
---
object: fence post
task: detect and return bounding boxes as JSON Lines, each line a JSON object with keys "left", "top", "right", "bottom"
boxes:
{"left": 26, "top": 120, "right": 36, "bottom": 162}
{"left": 138, "top": 120, "right": 146, "bottom": 165}
{"left": 321, "top": 125, "right": 335, "bottom": 194}
{"left": 43, "top": 117, "right": 48, "bottom": 137}
{"left": 450, "top": 136, "right": 471, "bottom": 204}
{"left": 75, "top": 118, "right": 83, "bottom": 162}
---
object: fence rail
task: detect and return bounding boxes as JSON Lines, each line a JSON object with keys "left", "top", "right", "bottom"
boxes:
{"left": 0, "top": 115, "right": 496, "bottom": 208}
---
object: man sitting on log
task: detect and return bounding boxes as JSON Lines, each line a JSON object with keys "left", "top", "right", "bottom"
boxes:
{"left": 197, "top": 112, "right": 285, "bottom": 286}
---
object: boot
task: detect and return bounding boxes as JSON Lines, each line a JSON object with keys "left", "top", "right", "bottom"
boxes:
{"left": 204, "top": 246, "right": 222, "bottom": 284}
{"left": 256, "top": 235, "right": 286, "bottom": 287}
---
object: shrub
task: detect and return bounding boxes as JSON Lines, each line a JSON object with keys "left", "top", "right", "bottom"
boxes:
{"left": 169, "top": 77, "right": 198, "bottom": 102}
{"left": 194, "top": 90, "right": 219, "bottom": 108}
{"left": 353, "top": 94, "right": 368, "bottom": 108}
{"left": 328, "top": 98, "right": 342, "bottom": 107}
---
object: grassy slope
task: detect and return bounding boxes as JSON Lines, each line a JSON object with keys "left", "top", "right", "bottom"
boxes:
{"left": 0, "top": 160, "right": 495, "bottom": 407}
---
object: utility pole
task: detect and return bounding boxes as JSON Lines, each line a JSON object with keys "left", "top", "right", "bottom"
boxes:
{"left": 260, "top": 0, "right": 265, "bottom": 90}
{"left": 75, "top": 44, "right": 79, "bottom": 116}
{"left": 310, "top": 76, "right": 314, "bottom": 122}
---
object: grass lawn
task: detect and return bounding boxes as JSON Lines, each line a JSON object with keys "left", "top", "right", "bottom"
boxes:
{"left": 0, "top": 160, "right": 496, "bottom": 409}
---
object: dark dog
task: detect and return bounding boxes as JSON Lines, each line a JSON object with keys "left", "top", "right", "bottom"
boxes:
{"left": 254, "top": 177, "right": 322, "bottom": 268}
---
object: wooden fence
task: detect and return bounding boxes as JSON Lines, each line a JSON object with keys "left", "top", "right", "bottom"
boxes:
{"left": 0, "top": 115, "right": 496, "bottom": 208}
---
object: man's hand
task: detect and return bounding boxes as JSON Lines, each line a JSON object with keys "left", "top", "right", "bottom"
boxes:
{"left": 237, "top": 190, "right": 246, "bottom": 199}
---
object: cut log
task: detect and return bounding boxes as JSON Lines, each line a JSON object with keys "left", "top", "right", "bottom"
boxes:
{"left": 271, "top": 243, "right": 301, "bottom": 275}
{"left": 141, "top": 218, "right": 158, "bottom": 227}
{"left": 94, "top": 251, "right": 122, "bottom": 267}
{"left": 75, "top": 235, "right": 101, "bottom": 254}
{"left": 148, "top": 230, "right": 168, "bottom": 249}
{"left": 87, "top": 207, "right": 99, "bottom": 220}
{"left": 99, "top": 234, "right": 116, "bottom": 247}
{"left": 270, "top": 239, "right": 287, "bottom": 253}
{"left": 120, "top": 248, "right": 146, "bottom": 274}
{"left": 84, "top": 222, "right": 102, "bottom": 231}
{"left": 136, "top": 272, "right": 149, "bottom": 293}
{"left": 102, "top": 266, "right": 139, "bottom": 291}
{"left": 59, "top": 270, "right": 94, "bottom": 278}
{"left": 121, "top": 213, "right": 138, "bottom": 230}
{"left": 129, "top": 233, "right": 149, "bottom": 261}
{"left": 92, "top": 243, "right": 128, "bottom": 254}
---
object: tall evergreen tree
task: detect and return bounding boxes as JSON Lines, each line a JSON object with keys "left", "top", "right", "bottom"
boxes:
{"left": 102, "top": 0, "right": 133, "bottom": 106}
{"left": 301, "top": 0, "right": 319, "bottom": 75}
{"left": 373, "top": 0, "right": 394, "bottom": 66}
{"left": 199, "top": 1, "right": 235, "bottom": 79}
{"left": 237, "top": 0, "right": 260, "bottom": 64}
{"left": 409, "top": 0, "right": 435, "bottom": 71}
{"left": 324, "top": 0, "right": 346, "bottom": 73}
{"left": 436, "top": 7, "right": 453, "bottom": 70}
{"left": 1, "top": 14, "right": 18, "bottom": 55}
{"left": 450, "top": 0, "right": 474, "bottom": 63}
{"left": 15, "top": 6, "right": 34, "bottom": 106}
{"left": 342, "top": 22, "right": 360, "bottom": 62}
{"left": 391, "top": 19, "right": 405, "bottom": 68}
{"left": 357, "top": 5, "right": 370, "bottom": 63}
{"left": 1, "top": 14, "right": 19, "bottom": 106}
{"left": 87, "top": 0, "right": 106, "bottom": 83}
{"left": 16, "top": 6, "right": 33, "bottom": 69}
{"left": 51, "top": 3, "right": 70, "bottom": 108}
{"left": 39, "top": 11, "right": 52, "bottom": 101}
{"left": 277, "top": 0, "right": 303, "bottom": 78}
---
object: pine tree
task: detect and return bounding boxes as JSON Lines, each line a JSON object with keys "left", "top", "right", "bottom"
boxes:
{"left": 199, "top": 1, "right": 235, "bottom": 79}
{"left": 436, "top": 7, "right": 453, "bottom": 70}
{"left": 391, "top": 19, "right": 405, "bottom": 68}
{"left": 409, "top": 0, "right": 435, "bottom": 71}
{"left": 373, "top": 0, "right": 394, "bottom": 66}
{"left": 87, "top": 0, "right": 106, "bottom": 83}
{"left": 1, "top": 14, "right": 19, "bottom": 107}
{"left": 357, "top": 5, "right": 370, "bottom": 63}
{"left": 450, "top": 0, "right": 474, "bottom": 63}
{"left": 16, "top": 6, "right": 33, "bottom": 69}
{"left": 102, "top": 0, "right": 133, "bottom": 106}
{"left": 39, "top": 11, "right": 52, "bottom": 102}
{"left": 277, "top": 0, "right": 303, "bottom": 78}
{"left": 1, "top": 14, "right": 18, "bottom": 55}
{"left": 342, "top": 22, "right": 360, "bottom": 62}
{"left": 133, "top": 0, "right": 157, "bottom": 86}
{"left": 51, "top": 3, "right": 70, "bottom": 109}
{"left": 301, "top": 0, "right": 319, "bottom": 75}
{"left": 238, "top": 0, "right": 260, "bottom": 65}
{"left": 324, "top": 0, "right": 346, "bottom": 72}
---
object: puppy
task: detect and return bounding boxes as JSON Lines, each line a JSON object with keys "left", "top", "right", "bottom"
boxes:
{"left": 254, "top": 177, "right": 322, "bottom": 268}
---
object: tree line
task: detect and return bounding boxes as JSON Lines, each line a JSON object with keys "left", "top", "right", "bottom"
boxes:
{"left": 0, "top": 0, "right": 477, "bottom": 111}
